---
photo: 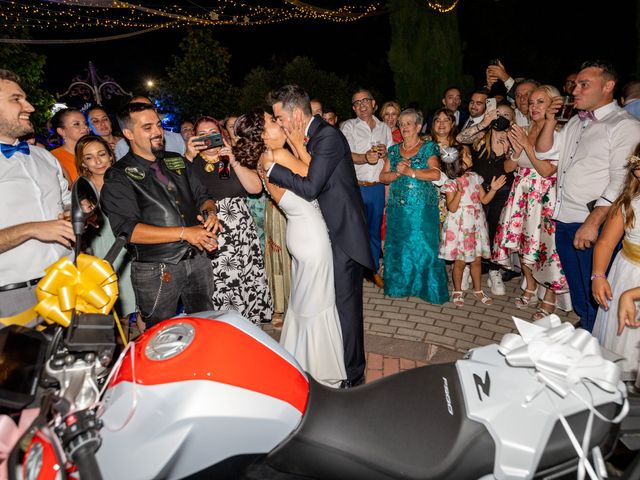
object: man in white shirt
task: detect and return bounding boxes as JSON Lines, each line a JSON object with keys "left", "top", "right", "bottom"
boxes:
{"left": 114, "top": 96, "right": 185, "bottom": 160}
{"left": 341, "top": 89, "right": 392, "bottom": 287}
{"left": 0, "top": 69, "right": 74, "bottom": 317}
{"left": 536, "top": 60, "right": 640, "bottom": 332}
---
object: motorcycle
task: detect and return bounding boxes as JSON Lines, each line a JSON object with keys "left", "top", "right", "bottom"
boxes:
{"left": 0, "top": 177, "right": 637, "bottom": 479}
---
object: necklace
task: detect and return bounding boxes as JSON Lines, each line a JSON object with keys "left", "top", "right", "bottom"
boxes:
{"left": 402, "top": 139, "right": 422, "bottom": 150}
{"left": 202, "top": 154, "right": 217, "bottom": 172}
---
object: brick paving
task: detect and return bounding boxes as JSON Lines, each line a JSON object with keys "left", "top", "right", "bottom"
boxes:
{"left": 362, "top": 269, "right": 579, "bottom": 354}
{"left": 265, "top": 268, "right": 581, "bottom": 383}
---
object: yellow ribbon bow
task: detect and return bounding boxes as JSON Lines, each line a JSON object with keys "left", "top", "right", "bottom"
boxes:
{"left": 0, "top": 254, "right": 118, "bottom": 328}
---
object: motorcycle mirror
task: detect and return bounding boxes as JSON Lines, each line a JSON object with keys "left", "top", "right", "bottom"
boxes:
{"left": 71, "top": 176, "right": 98, "bottom": 238}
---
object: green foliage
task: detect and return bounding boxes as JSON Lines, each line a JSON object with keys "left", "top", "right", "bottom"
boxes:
{"left": 238, "top": 56, "right": 354, "bottom": 121}
{"left": 388, "top": 0, "right": 471, "bottom": 115}
{"left": 0, "top": 35, "right": 55, "bottom": 136}
{"left": 157, "top": 28, "right": 238, "bottom": 121}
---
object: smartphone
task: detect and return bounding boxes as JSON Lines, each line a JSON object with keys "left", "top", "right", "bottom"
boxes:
{"left": 486, "top": 98, "right": 497, "bottom": 111}
{"left": 193, "top": 132, "right": 224, "bottom": 149}
{"left": 488, "top": 58, "right": 500, "bottom": 66}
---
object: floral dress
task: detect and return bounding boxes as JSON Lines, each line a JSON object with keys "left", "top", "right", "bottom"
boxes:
{"left": 438, "top": 172, "right": 491, "bottom": 262}
{"left": 491, "top": 153, "right": 568, "bottom": 293}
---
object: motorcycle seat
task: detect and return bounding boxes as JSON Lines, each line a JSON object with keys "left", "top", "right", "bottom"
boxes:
{"left": 266, "top": 363, "right": 495, "bottom": 480}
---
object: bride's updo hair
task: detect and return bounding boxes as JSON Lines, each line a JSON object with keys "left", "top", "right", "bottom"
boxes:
{"left": 232, "top": 109, "right": 267, "bottom": 169}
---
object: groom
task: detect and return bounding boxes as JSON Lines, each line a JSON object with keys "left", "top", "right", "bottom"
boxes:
{"left": 265, "top": 85, "right": 374, "bottom": 388}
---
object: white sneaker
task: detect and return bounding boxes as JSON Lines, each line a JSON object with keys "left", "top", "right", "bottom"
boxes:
{"left": 461, "top": 265, "right": 471, "bottom": 291}
{"left": 487, "top": 270, "right": 506, "bottom": 296}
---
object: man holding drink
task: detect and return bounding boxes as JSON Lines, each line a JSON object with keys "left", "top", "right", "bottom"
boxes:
{"left": 341, "top": 88, "right": 393, "bottom": 288}
{"left": 535, "top": 60, "right": 640, "bottom": 332}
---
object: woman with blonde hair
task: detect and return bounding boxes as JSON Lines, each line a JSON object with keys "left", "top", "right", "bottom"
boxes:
{"left": 379, "top": 100, "right": 403, "bottom": 144}
{"left": 493, "top": 85, "right": 568, "bottom": 318}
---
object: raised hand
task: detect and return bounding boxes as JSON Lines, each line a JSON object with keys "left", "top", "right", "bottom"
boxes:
{"left": 546, "top": 96, "right": 564, "bottom": 121}
{"left": 490, "top": 175, "right": 507, "bottom": 191}
{"left": 185, "top": 136, "right": 209, "bottom": 162}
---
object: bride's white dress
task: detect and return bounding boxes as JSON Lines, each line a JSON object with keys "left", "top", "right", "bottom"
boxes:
{"left": 277, "top": 189, "right": 346, "bottom": 388}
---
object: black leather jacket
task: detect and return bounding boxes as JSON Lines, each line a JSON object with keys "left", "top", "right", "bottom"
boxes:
{"left": 101, "top": 151, "right": 213, "bottom": 264}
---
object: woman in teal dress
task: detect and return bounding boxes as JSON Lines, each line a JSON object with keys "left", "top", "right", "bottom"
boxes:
{"left": 74, "top": 135, "right": 138, "bottom": 320}
{"left": 379, "top": 109, "right": 449, "bottom": 304}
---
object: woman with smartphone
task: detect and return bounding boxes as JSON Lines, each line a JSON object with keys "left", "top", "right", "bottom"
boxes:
{"left": 186, "top": 116, "right": 273, "bottom": 324}
{"left": 456, "top": 102, "right": 517, "bottom": 297}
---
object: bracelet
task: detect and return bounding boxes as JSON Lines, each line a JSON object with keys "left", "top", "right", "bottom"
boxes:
{"left": 590, "top": 273, "right": 606, "bottom": 280}
{"left": 179, "top": 226, "right": 185, "bottom": 242}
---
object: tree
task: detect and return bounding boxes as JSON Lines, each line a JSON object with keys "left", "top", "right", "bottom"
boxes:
{"left": 0, "top": 32, "right": 55, "bottom": 136}
{"left": 157, "top": 28, "right": 237, "bottom": 121}
{"left": 388, "top": 0, "right": 471, "bottom": 115}
{"left": 238, "top": 56, "right": 354, "bottom": 121}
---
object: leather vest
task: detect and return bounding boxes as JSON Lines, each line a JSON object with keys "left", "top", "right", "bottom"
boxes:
{"left": 108, "top": 152, "right": 200, "bottom": 264}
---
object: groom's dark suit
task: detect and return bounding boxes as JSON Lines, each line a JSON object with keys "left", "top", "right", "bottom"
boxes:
{"left": 269, "top": 115, "right": 373, "bottom": 383}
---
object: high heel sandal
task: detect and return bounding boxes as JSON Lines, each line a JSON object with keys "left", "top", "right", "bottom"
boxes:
{"left": 515, "top": 288, "right": 538, "bottom": 309}
{"left": 533, "top": 299, "right": 556, "bottom": 320}
{"left": 452, "top": 291, "right": 465, "bottom": 307}
{"left": 473, "top": 290, "right": 493, "bottom": 305}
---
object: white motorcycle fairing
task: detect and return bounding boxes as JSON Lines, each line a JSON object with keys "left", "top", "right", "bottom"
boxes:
{"left": 96, "top": 311, "right": 309, "bottom": 480}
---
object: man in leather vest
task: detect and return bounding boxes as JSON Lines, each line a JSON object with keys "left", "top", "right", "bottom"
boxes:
{"left": 101, "top": 103, "right": 220, "bottom": 328}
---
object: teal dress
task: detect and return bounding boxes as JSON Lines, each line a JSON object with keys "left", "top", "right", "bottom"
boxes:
{"left": 89, "top": 209, "right": 137, "bottom": 317}
{"left": 383, "top": 141, "right": 449, "bottom": 304}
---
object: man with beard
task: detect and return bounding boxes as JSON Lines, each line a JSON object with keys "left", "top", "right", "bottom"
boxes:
{"left": 114, "top": 96, "right": 185, "bottom": 160}
{"left": 0, "top": 69, "right": 74, "bottom": 317}
{"left": 101, "top": 102, "right": 220, "bottom": 328}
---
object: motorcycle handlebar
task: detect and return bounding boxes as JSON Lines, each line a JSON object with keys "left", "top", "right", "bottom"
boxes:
{"left": 71, "top": 442, "right": 103, "bottom": 480}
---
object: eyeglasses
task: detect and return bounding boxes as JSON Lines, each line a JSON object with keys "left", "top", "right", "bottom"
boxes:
{"left": 352, "top": 98, "right": 373, "bottom": 107}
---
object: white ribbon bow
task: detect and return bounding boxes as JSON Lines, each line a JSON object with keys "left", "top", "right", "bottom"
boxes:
{"left": 499, "top": 315, "right": 627, "bottom": 480}
{"left": 498, "top": 315, "right": 621, "bottom": 397}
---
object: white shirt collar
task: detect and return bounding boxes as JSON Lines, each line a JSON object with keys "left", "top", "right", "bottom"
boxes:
{"left": 593, "top": 101, "right": 618, "bottom": 120}
{"left": 304, "top": 116, "right": 314, "bottom": 137}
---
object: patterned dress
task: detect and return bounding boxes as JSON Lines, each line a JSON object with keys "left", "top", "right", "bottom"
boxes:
{"left": 212, "top": 196, "right": 273, "bottom": 324}
{"left": 438, "top": 172, "right": 491, "bottom": 262}
{"left": 384, "top": 141, "right": 449, "bottom": 304}
{"left": 492, "top": 153, "right": 568, "bottom": 293}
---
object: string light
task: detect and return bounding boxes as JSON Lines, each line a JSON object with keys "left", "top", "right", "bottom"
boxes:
{"left": 426, "top": 0, "right": 459, "bottom": 13}
{"left": 0, "top": 0, "right": 459, "bottom": 42}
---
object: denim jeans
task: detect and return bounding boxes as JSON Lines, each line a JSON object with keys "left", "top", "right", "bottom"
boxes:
{"left": 131, "top": 253, "right": 214, "bottom": 328}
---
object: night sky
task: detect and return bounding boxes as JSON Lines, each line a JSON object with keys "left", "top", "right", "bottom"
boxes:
{"left": 25, "top": 0, "right": 639, "bottom": 111}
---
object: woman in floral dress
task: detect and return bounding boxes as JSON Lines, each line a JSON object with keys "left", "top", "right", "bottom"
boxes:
{"left": 492, "top": 85, "right": 568, "bottom": 318}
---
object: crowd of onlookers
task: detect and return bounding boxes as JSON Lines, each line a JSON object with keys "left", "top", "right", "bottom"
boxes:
{"left": 5, "top": 57, "right": 640, "bottom": 383}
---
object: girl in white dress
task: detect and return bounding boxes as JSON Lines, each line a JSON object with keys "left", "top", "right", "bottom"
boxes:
{"left": 232, "top": 109, "right": 346, "bottom": 388}
{"left": 592, "top": 144, "right": 640, "bottom": 381}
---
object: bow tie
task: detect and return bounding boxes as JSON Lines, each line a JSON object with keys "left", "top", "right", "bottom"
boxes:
{"left": 0, "top": 141, "right": 29, "bottom": 158}
{"left": 577, "top": 110, "right": 597, "bottom": 122}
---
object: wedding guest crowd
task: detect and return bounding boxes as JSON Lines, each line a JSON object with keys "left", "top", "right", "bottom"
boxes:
{"left": 4, "top": 56, "right": 640, "bottom": 385}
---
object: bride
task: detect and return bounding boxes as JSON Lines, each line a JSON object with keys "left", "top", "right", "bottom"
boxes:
{"left": 232, "top": 109, "right": 346, "bottom": 388}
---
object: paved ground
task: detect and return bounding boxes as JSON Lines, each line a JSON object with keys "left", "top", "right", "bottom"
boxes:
{"left": 266, "top": 268, "right": 580, "bottom": 384}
